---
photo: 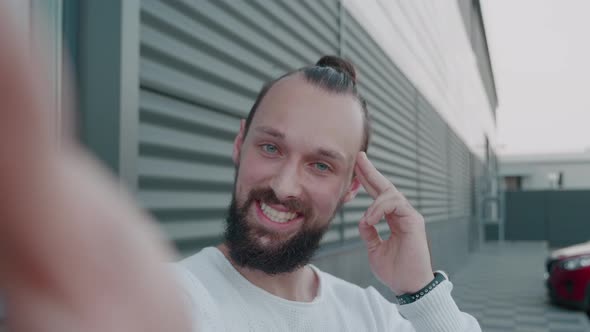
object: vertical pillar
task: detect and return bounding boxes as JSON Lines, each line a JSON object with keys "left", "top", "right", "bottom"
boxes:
{"left": 78, "top": 0, "right": 140, "bottom": 192}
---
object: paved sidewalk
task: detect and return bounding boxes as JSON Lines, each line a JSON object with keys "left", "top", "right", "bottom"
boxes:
{"left": 451, "top": 242, "right": 590, "bottom": 332}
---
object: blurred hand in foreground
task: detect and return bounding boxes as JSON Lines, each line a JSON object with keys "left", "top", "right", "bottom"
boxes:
{"left": 0, "top": 7, "right": 191, "bottom": 332}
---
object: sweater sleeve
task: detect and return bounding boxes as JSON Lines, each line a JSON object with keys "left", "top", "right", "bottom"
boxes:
{"left": 395, "top": 280, "right": 481, "bottom": 332}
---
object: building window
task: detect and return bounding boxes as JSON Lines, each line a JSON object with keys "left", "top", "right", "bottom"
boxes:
{"left": 504, "top": 176, "right": 523, "bottom": 191}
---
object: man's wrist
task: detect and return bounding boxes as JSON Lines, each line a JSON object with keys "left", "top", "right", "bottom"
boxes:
{"left": 396, "top": 271, "right": 447, "bottom": 305}
{"left": 391, "top": 269, "right": 434, "bottom": 295}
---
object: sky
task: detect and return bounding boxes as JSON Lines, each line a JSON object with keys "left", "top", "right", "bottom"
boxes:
{"left": 481, "top": 0, "right": 590, "bottom": 156}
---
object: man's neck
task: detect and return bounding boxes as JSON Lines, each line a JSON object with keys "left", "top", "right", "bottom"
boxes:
{"left": 217, "top": 244, "right": 319, "bottom": 302}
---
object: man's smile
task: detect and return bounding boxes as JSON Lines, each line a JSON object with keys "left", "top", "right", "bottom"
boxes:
{"left": 254, "top": 200, "right": 304, "bottom": 231}
{"left": 260, "top": 202, "right": 299, "bottom": 223}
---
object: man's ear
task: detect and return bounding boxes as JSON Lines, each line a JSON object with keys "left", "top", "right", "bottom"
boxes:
{"left": 342, "top": 176, "right": 361, "bottom": 203}
{"left": 232, "top": 120, "right": 246, "bottom": 165}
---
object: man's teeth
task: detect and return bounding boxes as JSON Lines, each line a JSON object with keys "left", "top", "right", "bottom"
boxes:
{"left": 260, "top": 202, "right": 298, "bottom": 223}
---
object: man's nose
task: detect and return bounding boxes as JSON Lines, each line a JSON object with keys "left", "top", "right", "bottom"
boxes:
{"left": 270, "top": 162, "right": 303, "bottom": 202}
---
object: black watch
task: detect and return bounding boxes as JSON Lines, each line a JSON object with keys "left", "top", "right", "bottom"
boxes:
{"left": 396, "top": 271, "right": 448, "bottom": 305}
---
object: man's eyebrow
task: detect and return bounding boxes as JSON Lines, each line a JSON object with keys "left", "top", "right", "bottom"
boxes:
{"left": 316, "top": 148, "right": 346, "bottom": 162}
{"left": 254, "top": 126, "right": 284, "bottom": 139}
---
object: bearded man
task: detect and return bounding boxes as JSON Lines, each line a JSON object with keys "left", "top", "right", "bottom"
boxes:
{"left": 173, "top": 56, "right": 481, "bottom": 332}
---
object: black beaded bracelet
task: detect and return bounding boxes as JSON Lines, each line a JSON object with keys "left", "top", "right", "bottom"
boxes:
{"left": 396, "top": 271, "right": 447, "bottom": 305}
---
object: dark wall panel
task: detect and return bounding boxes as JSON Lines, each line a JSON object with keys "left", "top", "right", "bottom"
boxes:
{"left": 546, "top": 191, "right": 590, "bottom": 247}
{"left": 505, "top": 191, "right": 547, "bottom": 241}
{"left": 505, "top": 190, "right": 590, "bottom": 248}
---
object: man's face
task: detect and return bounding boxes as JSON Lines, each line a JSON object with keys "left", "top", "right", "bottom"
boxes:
{"left": 225, "top": 74, "right": 364, "bottom": 274}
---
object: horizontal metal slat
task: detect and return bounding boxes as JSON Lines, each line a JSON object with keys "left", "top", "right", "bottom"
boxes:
{"left": 320, "top": 229, "right": 343, "bottom": 245}
{"left": 206, "top": 0, "right": 318, "bottom": 65}
{"left": 140, "top": 90, "right": 239, "bottom": 137}
{"left": 348, "top": 53, "right": 414, "bottom": 121}
{"left": 344, "top": 14, "right": 416, "bottom": 102}
{"left": 139, "top": 190, "right": 232, "bottom": 210}
{"left": 371, "top": 116, "right": 418, "bottom": 153}
{"left": 348, "top": 51, "right": 416, "bottom": 120}
{"left": 372, "top": 158, "right": 419, "bottom": 182}
{"left": 160, "top": 219, "right": 226, "bottom": 241}
{"left": 140, "top": 122, "right": 233, "bottom": 156}
{"left": 268, "top": 0, "right": 339, "bottom": 52}
{"left": 170, "top": 0, "right": 307, "bottom": 68}
{"left": 141, "top": 25, "right": 263, "bottom": 98}
{"left": 140, "top": 58, "right": 251, "bottom": 118}
{"left": 370, "top": 143, "right": 418, "bottom": 172}
{"left": 138, "top": 156, "right": 235, "bottom": 182}
{"left": 299, "top": 0, "right": 339, "bottom": 35}
{"left": 141, "top": 1, "right": 279, "bottom": 80}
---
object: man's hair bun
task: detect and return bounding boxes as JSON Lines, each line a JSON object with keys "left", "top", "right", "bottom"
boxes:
{"left": 315, "top": 55, "right": 357, "bottom": 84}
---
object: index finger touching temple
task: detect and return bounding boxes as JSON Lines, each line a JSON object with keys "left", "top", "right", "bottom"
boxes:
{"left": 355, "top": 152, "right": 394, "bottom": 195}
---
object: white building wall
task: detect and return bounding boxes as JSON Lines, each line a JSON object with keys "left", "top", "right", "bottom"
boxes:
{"left": 343, "top": 0, "right": 496, "bottom": 161}
{"left": 501, "top": 154, "right": 590, "bottom": 190}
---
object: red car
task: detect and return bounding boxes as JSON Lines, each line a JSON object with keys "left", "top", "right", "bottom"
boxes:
{"left": 546, "top": 241, "right": 590, "bottom": 313}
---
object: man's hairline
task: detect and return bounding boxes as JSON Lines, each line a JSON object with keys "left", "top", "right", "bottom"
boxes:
{"left": 244, "top": 72, "right": 365, "bottom": 133}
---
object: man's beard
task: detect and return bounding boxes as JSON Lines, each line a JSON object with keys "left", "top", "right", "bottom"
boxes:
{"left": 223, "top": 187, "right": 336, "bottom": 275}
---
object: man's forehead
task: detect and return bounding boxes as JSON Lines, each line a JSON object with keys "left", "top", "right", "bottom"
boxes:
{"left": 258, "top": 73, "right": 359, "bottom": 110}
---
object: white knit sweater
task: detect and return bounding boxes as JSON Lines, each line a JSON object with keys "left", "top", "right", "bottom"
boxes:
{"left": 173, "top": 247, "right": 481, "bottom": 331}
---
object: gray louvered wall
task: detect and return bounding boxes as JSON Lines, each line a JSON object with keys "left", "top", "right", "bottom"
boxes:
{"left": 417, "top": 95, "right": 450, "bottom": 223}
{"left": 449, "top": 130, "right": 472, "bottom": 220}
{"left": 137, "top": 0, "right": 481, "bottom": 255}
{"left": 469, "top": 154, "right": 486, "bottom": 251}
{"left": 341, "top": 11, "right": 420, "bottom": 240}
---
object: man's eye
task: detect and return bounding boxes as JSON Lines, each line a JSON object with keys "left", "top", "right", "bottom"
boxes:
{"left": 261, "top": 144, "right": 278, "bottom": 154}
{"left": 313, "top": 162, "right": 331, "bottom": 172}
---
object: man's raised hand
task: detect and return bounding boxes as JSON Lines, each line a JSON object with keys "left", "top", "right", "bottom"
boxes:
{"left": 355, "top": 152, "right": 434, "bottom": 295}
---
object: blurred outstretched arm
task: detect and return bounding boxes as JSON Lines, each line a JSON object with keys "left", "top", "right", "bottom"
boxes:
{"left": 0, "top": 7, "right": 191, "bottom": 332}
